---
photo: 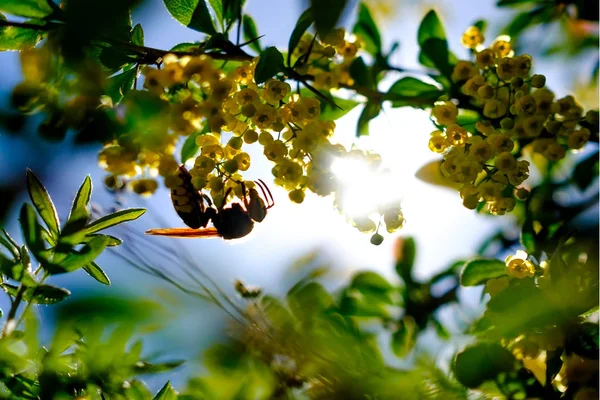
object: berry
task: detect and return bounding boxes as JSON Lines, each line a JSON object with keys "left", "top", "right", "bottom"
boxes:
{"left": 370, "top": 233, "right": 384, "bottom": 246}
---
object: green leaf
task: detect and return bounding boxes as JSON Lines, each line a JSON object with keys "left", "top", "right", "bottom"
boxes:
{"left": 222, "top": 0, "right": 245, "bottom": 25}
{"left": 417, "top": 10, "right": 446, "bottom": 46}
{"left": 453, "top": 343, "right": 515, "bottom": 388}
{"left": 23, "top": 284, "right": 71, "bottom": 304}
{"left": 298, "top": 88, "right": 359, "bottom": 121}
{"left": 153, "top": 381, "right": 178, "bottom": 400}
{"left": 134, "top": 360, "right": 185, "bottom": 374}
{"left": 349, "top": 56, "right": 372, "bottom": 87}
{"left": 242, "top": 15, "right": 261, "bottom": 54}
{"left": 417, "top": 10, "right": 451, "bottom": 73}
{"left": 0, "top": 0, "right": 53, "bottom": 19}
{"left": 26, "top": 169, "right": 60, "bottom": 239}
{"left": 391, "top": 316, "right": 417, "bottom": 357}
{"left": 352, "top": 3, "right": 381, "bottom": 56}
{"left": 0, "top": 15, "right": 44, "bottom": 52}
{"left": 415, "top": 159, "right": 462, "bottom": 190}
{"left": 170, "top": 42, "right": 201, "bottom": 52}
{"left": 127, "top": 380, "right": 154, "bottom": 400}
{"left": 83, "top": 208, "right": 146, "bottom": 235}
{"left": 68, "top": 176, "right": 92, "bottom": 225}
{"left": 131, "top": 23, "right": 144, "bottom": 46}
{"left": 310, "top": 0, "right": 347, "bottom": 39}
{"left": 288, "top": 8, "right": 313, "bottom": 65}
{"left": 432, "top": 318, "right": 450, "bottom": 340}
{"left": 573, "top": 150, "right": 598, "bottom": 191}
{"left": 460, "top": 259, "right": 506, "bottom": 286}
{"left": 351, "top": 271, "right": 394, "bottom": 293}
{"left": 106, "top": 68, "right": 137, "bottom": 104}
{"left": 163, "top": 0, "right": 217, "bottom": 35}
{"left": 261, "top": 296, "right": 294, "bottom": 330}
{"left": 385, "top": 77, "right": 441, "bottom": 107}
{"left": 0, "top": 229, "right": 20, "bottom": 259}
{"left": 83, "top": 262, "right": 111, "bottom": 285}
{"left": 181, "top": 125, "right": 209, "bottom": 163}
{"left": 254, "top": 47, "right": 284, "bottom": 84}
{"left": 395, "top": 237, "right": 416, "bottom": 284}
{"left": 340, "top": 271, "right": 396, "bottom": 319}
{"left": 19, "top": 203, "right": 47, "bottom": 259}
{"left": 321, "top": 97, "right": 359, "bottom": 120}
{"left": 356, "top": 101, "right": 381, "bottom": 136}
{"left": 206, "top": 0, "right": 223, "bottom": 28}
{"left": 49, "top": 236, "right": 110, "bottom": 273}
{"left": 473, "top": 19, "right": 487, "bottom": 34}
{"left": 387, "top": 77, "right": 440, "bottom": 98}
{"left": 287, "top": 281, "right": 333, "bottom": 319}
{"left": 521, "top": 218, "right": 536, "bottom": 255}
{"left": 419, "top": 38, "right": 451, "bottom": 77}
{"left": 340, "top": 292, "right": 390, "bottom": 319}
{"left": 99, "top": 46, "right": 137, "bottom": 70}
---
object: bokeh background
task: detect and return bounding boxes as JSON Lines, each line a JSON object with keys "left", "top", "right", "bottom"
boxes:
{"left": 0, "top": 0, "right": 597, "bottom": 391}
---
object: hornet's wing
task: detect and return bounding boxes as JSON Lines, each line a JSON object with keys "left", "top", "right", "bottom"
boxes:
{"left": 145, "top": 227, "right": 221, "bottom": 238}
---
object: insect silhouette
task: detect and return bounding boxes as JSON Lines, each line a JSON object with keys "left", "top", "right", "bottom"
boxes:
{"left": 146, "top": 166, "right": 274, "bottom": 239}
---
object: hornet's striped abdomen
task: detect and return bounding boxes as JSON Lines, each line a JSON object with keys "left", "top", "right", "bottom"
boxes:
{"left": 171, "top": 166, "right": 211, "bottom": 229}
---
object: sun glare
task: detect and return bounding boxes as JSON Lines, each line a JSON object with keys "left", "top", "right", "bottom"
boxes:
{"left": 331, "top": 156, "right": 404, "bottom": 219}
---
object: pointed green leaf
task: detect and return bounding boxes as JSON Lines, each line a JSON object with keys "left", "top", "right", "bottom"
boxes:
{"left": 19, "top": 203, "right": 47, "bottom": 259}
{"left": 181, "top": 125, "right": 209, "bottom": 163}
{"left": 299, "top": 88, "right": 359, "bottom": 121}
{"left": 353, "top": 3, "right": 381, "bottom": 56}
{"left": 222, "top": 0, "right": 245, "bottom": 25}
{"left": 242, "top": 15, "right": 261, "bottom": 54}
{"left": 206, "top": 0, "right": 223, "bottom": 27}
{"left": 353, "top": 271, "right": 393, "bottom": 290}
{"left": 68, "top": 175, "right": 92, "bottom": 224}
{"left": 391, "top": 316, "right": 417, "bottom": 357}
{"left": 83, "top": 234, "right": 122, "bottom": 247}
{"left": 385, "top": 77, "right": 442, "bottom": 107}
{"left": 134, "top": 360, "right": 185, "bottom": 374}
{"left": 153, "top": 381, "right": 178, "bottom": 400}
{"left": 26, "top": 169, "right": 60, "bottom": 239}
{"left": 0, "top": 0, "right": 53, "bottom": 19}
{"left": 349, "top": 56, "right": 372, "bottom": 87}
{"left": 254, "top": 46, "right": 284, "bottom": 84}
{"left": 460, "top": 259, "right": 507, "bottom": 286}
{"left": 131, "top": 23, "right": 144, "bottom": 46}
{"left": 163, "top": 0, "right": 217, "bottom": 35}
{"left": 473, "top": 19, "right": 487, "bottom": 34}
{"left": 127, "top": 380, "right": 153, "bottom": 400}
{"left": 310, "top": 0, "right": 347, "bottom": 39}
{"left": 49, "top": 235, "right": 109, "bottom": 273}
{"left": 0, "top": 14, "right": 44, "bottom": 51}
{"left": 83, "top": 262, "right": 111, "bottom": 285}
{"left": 356, "top": 101, "right": 381, "bottom": 136}
{"left": 417, "top": 10, "right": 453, "bottom": 75}
{"left": 417, "top": 10, "right": 446, "bottom": 46}
{"left": 83, "top": 208, "right": 146, "bottom": 235}
{"left": 23, "top": 284, "right": 71, "bottom": 304}
{"left": 395, "top": 237, "right": 416, "bottom": 284}
{"left": 288, "top": 8, "right": 314, "bottom": 65}
{"left": 453, "top": 343, "right": 515, "bottom": 388}
{"left": 0, "top": 229, "right": 20, "bottom": 259}
{"left": 521, "top": 218, "right": 536, "bottom": 255}
{"left": 287, "top": 281, "right": 333, "bottom": 319}
{"left": 107, "top": 68, "right": 137, "bottom": 104}
{"left": 419, "top": 38, "right": 451, "bottom": 77}
{"left": 170, "top": 42, "right": 201, "bottom": 52}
